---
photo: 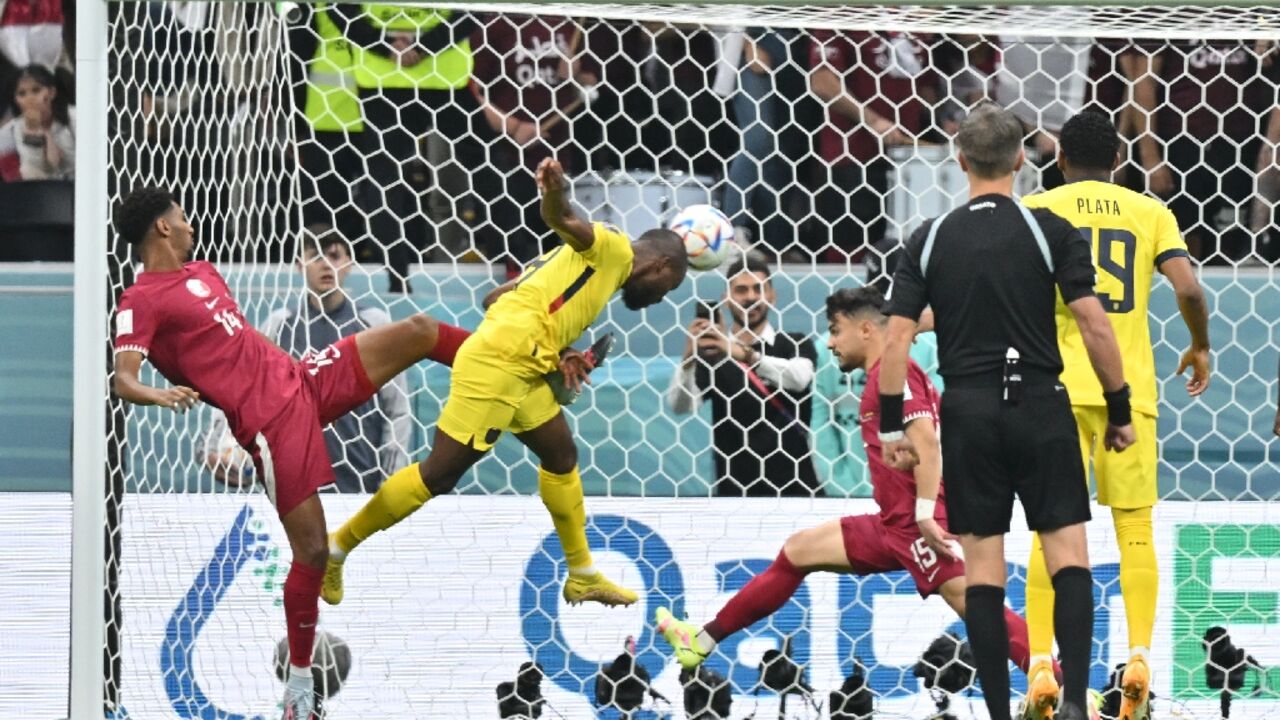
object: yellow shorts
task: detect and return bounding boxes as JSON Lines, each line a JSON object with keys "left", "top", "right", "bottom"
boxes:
{"left": 436, "top": 334, "right": 561, "bottom": 452}
{"left": 1073, "top": 405, "right": 1158, "bottom": 509}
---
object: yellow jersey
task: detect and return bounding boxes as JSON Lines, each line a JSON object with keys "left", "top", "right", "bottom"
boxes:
{"left": 1023, "top": 180, "right": 1189, "bottom": 417}
{"left": 478, "top": 222, "right": 634, "bottom": 375}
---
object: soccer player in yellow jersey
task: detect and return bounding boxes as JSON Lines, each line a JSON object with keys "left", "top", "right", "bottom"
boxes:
{"left": 322, "top": 158, "right": 689, "bottom": 608}
{"left": 1020, "top": 111, "right": 1211, "bottom": 720}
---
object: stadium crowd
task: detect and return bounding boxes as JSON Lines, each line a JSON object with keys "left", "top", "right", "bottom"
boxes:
{"left": 42, "top": 3, "right": 1273, "bottom": 272}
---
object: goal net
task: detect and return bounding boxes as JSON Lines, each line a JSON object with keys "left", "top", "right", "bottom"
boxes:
{"left": 78, "top": 2, "right": 1280, "bottom": 718}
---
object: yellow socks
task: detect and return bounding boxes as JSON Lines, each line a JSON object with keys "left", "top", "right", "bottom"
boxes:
{"left": 1114, "top": 506, "right": 1158, "bottom": 654}
{"left": 1025, "top": 532, "right": 1057, "bottom": 660}
{"left": 539, "top": 465, "right": 593, "bottom": 574}
{"left": 333, "top": 463, "right": 431, "bottom": 555}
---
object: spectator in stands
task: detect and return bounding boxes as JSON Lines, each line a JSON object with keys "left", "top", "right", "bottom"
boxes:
{"left": 1250, "top": 101, "right": 1280, "bottom": 262}
{"left": 0, "top": 0, "right": 64, "bottom": 73}
{"left": 470, "top": 13, "right": 600, "bottom": 270}
{"left": 283, "top": 4, "right": 368, "bottom": 254}
{"left": 1152, "top": 39, "right": 1277, "bottom": 262}
{"left": 206, "top": 227, "right": 412, "bottom": 491}
{"left": 811, "top": 238, "right": 941, "bottom": 497}
{"left": 930, "top": 34, "right": 999, "bottom": 136}
{"left": 720, "top": 27, "right": 800, "bottom": 251}
{"left": 808, "top": 29, "right": 932, "bottom": 260}
{"left": 667, "top": 250, "right": 822, "bottom": 497}
{"left": 330, "top": 4, "right": 485, "bottom": 293}
{"left": 0, "top": 64, "right": 73, "bottom": 181}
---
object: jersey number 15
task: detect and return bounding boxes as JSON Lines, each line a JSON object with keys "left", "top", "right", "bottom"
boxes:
{"left": 1079, "top": 227, "right": 1136, "bottom": 314}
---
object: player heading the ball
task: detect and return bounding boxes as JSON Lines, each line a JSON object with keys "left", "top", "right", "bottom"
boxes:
{"left": 324, "top": 158, "right": 689, "bottom": 609}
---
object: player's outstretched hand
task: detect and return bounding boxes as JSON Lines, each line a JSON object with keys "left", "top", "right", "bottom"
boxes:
{"left": 882, "top": 437, "right": 919, "bottom": 471}
{"left": 536, "top": 157, "right": 566, "bottom": 195}
{"left": 558, "top": 348, "right": 595, "bottom": 393}
{"left": 1177, "top": 346, "right": 1211, "bottom": 397}
{"left": 917, "top": 517, "right": 959, "bottom": 562}
{"left": 153, "top": 385, "right": 199, "bottom": 412}
{"left": 1104, "top": 422, "right": 1136, "bottom": 452}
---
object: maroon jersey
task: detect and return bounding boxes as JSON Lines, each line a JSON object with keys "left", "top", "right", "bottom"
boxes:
{"left": 471, "top": 14, "right": 597, "bottom": 168}
{"left": 114, "top": 261, "right": 302, "bottom": 444}
{"left": 1159, "top": 40, "right": 1269, "bottom": 140}
{"left": 809, "top": 30, "right": 931, "bottom": 164}
{"left": 860, "top": 358, "right": 943, "bottom": 530}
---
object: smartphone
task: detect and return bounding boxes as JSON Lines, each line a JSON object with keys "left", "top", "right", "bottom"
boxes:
{"left": 695, "top": 300, "right": 718, "bottom": 323}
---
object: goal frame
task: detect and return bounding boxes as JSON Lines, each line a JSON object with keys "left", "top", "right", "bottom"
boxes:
{"left": 71, "top": 0, "right": 109, "bottom": 717}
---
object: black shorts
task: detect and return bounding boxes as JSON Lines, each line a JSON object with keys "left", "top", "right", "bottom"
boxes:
{"left": 939, "top": 383, "right": 1090, "bottom": 536}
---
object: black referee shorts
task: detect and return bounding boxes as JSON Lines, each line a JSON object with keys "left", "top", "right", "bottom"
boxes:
{"left": 940, "top": 383, "right": 1090, "bottom": 536}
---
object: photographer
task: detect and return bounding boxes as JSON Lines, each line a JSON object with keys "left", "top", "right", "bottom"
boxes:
{"left": 667, "top": 250, "right": 821, "bottom": 497}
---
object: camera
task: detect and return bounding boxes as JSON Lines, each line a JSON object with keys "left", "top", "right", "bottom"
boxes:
{"left": 829, "top": 664, "right": 874, "bottom": 720}
{"left": 681, "top": 665, "right": 732, "bottom": 719}
{"left": 496, "top": 661, "right": 545, "bottom": 719}
{"left": 1203, "top": 626, "right": 1264, "bottom": 719}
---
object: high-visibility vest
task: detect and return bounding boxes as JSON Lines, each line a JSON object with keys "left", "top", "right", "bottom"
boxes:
{"left": 354, "top": 4, "right": 472, "bottom": 90}
{"left": 304, "top": 5, "right": 364, "bottom": 132}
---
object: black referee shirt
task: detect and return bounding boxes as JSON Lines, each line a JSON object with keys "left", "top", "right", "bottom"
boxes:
{"left": 884, "top": 194, "right": 1096, "bottom": 385}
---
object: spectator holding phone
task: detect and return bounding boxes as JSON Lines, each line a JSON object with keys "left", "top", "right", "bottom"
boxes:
{"left": 0, "top": 64, "right": 73, "bottom": 181}
{"left": 667, "top": 250, "right": 822, "bottom": 497}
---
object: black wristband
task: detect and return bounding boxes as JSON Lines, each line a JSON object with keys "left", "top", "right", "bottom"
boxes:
{"left": 880, "top": 393, "right": 905, "bottom": 435}
{"left": 1103, "top": 383, "right": 1132, "bottom": 428}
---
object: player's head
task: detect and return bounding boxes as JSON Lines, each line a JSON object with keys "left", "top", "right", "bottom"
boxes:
{"left": 1058, "top": 110, "right": 1122, "bottom": 178}
{"left": 116, "top": 186, "right": 194, "bottom": 258}
{"left": 826, "top": 285, "right": 888, "bottom": 372}
{"left": 724, "top": 249, "right": 775, "bottom": 330}
{"left": 956, "top": 101, "right": 1025, "bottom": 180}
{"left": 623, "top": 228, "right": 688, "bottom": 310}
{"left": 298, "top": 225, "right": 354, "bottom": 295}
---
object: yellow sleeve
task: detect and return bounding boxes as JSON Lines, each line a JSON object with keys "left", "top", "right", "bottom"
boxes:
{"left": 1152, "top": 205, "right": 1189, "bottom": 267}
{"left": 581, "top": 222, "right": 631, "bottom": 267}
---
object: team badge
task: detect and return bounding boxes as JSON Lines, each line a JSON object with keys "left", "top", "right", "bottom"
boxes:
{"left": 186, "top": 278, "right": 212, "bottom": 298}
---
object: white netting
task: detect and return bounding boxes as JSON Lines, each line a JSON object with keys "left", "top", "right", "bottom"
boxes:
{"left": 98, "top": 3, "right": 1280, "bottom": 719}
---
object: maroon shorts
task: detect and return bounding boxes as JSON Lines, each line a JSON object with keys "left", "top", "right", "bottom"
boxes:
{"left": 840, "top": 514, "right": 966, "bottom": 597}
{"left": 250, "top": 335, "right": 377, "bottom": 516}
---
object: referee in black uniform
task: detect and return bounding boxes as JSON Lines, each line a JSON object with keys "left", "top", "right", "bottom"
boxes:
{"left": 879, "top": 103, "right": 1136, "bottom": 720}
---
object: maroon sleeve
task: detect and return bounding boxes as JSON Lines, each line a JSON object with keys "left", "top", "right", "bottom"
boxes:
{"left": 809, "top": 29, "right": 852, "bottom": 73}
{"left": 114, "top": 288, "right": 158, "bottom": 356}
{"left": 903, "top": 362, "right": 937, "bottom": 425}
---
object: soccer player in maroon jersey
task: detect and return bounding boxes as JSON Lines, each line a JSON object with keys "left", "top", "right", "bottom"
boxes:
{"left": 110, "top": 187, "right": 471, "bottom": 720}
{"left": 657, "top": 286, "right": 1042, "bottom": 679}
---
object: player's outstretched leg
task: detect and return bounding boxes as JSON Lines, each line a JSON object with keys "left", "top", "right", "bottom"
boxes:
{"left": 279, "top": 495, "right": 328, "bottom": 719}
{"left": 516, "top": 412, "right": 636, "bottom": 607}
{"left": 323, "top": 428, "right": 483, "bottom": 605}
{"left": 353, "top": 313, "right": 470, "bottom": 387}
{"left": 656, "top": 520, "right": 845, "bottom": 669}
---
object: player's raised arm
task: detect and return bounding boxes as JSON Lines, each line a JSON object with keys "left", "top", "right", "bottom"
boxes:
{"left": 112, "top": 350, "right": 199, "bottom": 412}
{"left": 537, "top": 157, "right": 595, "bottom": 253}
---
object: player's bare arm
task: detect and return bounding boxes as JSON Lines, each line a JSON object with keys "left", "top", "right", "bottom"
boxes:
{"left": 1159, "top": 254, "right": 1211, "bottom": 397}
{"left": 537, "top": 157, "right": 595, "bottom": 252}
{"left": 112, "top": 350, "right": 199, "bottom": 412}
{"left": 879, "top": 314, "right": 918, "bottom": 469}
{"left": 906, "top": 415, "right": 955, "bottom": 561}
{"left": 1066, "top": 295, "right": 1136, "bottom": 452}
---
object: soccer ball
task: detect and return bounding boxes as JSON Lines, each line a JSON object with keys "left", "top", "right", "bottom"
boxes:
{"left": 669, "top": 204, "right": 737, "bottom": 271}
